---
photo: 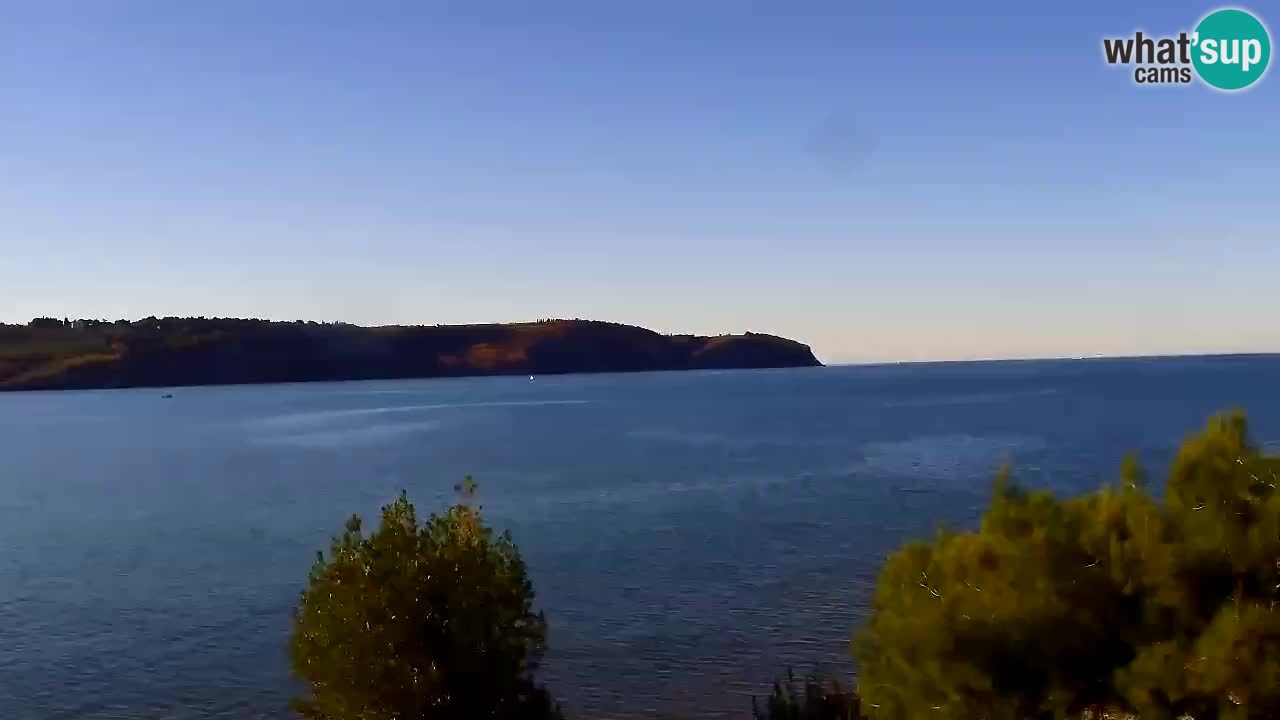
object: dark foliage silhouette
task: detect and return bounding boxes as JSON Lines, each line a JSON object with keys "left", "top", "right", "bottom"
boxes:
{"left": 752, "top": 669, "right": 865, "bottom": 720}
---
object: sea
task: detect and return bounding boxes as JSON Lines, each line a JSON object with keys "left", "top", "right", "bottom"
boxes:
{"left": 2, "top": 356, "right": 1279, "bottom": 719}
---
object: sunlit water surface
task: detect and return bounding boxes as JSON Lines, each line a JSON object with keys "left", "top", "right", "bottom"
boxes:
{"left": 3, "top": 357, "right": 1279, "bottom": 719}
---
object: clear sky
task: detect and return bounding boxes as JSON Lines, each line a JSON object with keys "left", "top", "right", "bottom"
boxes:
{"left": 3, "top": 1, "right": 1277, "bottom": 363}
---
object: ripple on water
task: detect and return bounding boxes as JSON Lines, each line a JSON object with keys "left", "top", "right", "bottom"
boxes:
{"left": 247, "top": 399, "right": 589, "bottom": 431}
{"left": 256, "top": 419, "right": 444, "bottom": 447}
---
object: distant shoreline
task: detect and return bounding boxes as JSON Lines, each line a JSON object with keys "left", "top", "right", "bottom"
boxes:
{"left": 5, "top": 364, "right": 835, "bottom": 396}
{"left": 0, "top": 317, "right": 822, "bottom": 392}
{"left": 830, "top": 352, "right": 1280, "bottom": 368}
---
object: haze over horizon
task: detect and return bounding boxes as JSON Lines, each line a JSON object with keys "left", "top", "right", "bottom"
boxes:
{"left": 4, "top": 2, "right": 1277, "bottom": 364}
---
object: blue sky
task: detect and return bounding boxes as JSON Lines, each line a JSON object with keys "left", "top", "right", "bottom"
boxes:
{"left": 3, "top": 1, "right": 1276, "bottom": 362}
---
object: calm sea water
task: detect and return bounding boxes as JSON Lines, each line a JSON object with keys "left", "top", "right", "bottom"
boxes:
{"left": 2, "top": 358, "right": 1280, "bottom": 719}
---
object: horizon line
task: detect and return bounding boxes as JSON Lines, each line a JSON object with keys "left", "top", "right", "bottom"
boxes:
{"left": 827, "top": 350, "right": 1280, "bottom": 367}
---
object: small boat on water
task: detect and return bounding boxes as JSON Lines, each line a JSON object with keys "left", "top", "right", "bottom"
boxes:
{"left": 161, "top": 393, "right": 173, "bottom": 399}
{"left": 528, "top": 375, "right": 535, "bottom": 382}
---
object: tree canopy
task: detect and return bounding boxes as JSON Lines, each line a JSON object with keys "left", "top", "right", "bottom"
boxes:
{"left": 290, "top": 479, "right": 559, "bottom": 720}
{"left": 856, "top": 411, "right": 1280, "bottom": 720}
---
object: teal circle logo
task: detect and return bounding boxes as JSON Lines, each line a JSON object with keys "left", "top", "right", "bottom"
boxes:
{"left": 1192, "top": 8, "right": 1271, "bottom": 90}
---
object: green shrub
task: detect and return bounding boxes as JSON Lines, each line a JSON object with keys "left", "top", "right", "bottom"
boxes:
{"left": 289, "top": 478, "right": 560, "bottom": 720}
{"left": 856, "top": 411, "right": 1280, "bottom": 720}
{"left": 753, "top": 668, "right": 865, "bottom": 719}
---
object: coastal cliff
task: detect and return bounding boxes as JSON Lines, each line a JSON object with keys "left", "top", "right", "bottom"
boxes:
{"left": 0, "top": 317, "right": 822, "bottom": 391}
